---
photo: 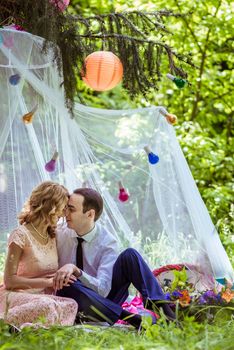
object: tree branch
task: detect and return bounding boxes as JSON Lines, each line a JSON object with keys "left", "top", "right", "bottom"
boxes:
{"left": 190, "top": 0, "right": 222, "bottom": 120}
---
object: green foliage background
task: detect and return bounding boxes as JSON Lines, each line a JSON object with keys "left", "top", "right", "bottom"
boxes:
{"left": 70, "top": 0, "right": 234, "bottom": 265}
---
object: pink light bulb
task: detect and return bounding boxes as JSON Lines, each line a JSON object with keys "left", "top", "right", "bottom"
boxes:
{"left": 45, "top": 151, "right": 59, "bottom": 172}
{"left": 118, "top": 181, "right": 129, "bottom": 202}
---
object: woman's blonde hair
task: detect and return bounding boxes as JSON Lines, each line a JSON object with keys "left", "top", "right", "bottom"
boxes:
{"left": 18, "top": 181, "right": 69, "bottom": 238}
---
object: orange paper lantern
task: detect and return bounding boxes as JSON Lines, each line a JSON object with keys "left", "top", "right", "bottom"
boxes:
{"left": 82, "top": 51, "right": 124, "bottom": 91}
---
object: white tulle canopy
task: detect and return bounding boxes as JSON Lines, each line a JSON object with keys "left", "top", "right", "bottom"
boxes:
{"left": 0, "top": 28, "right": 233, "bottom": 284}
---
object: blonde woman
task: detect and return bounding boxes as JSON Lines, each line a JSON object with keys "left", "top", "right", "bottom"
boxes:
{"left": 0, "top": 181, "right": 77, "bottom": 329}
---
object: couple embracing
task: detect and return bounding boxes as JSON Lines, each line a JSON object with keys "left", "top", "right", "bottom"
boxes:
{"left": 0, "top": 181, "right": 175, "bottom": 330}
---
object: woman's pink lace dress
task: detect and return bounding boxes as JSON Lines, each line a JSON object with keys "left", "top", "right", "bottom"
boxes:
{"left": 0, "top": 226, "right": 78, "bottom": 328}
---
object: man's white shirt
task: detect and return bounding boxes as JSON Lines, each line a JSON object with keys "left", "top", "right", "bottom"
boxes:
{"left": 56, "top": 223, "right": 119, "bottom": 297}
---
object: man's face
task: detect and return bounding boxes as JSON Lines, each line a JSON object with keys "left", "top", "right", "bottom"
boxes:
{"left": 65, "top": 193, "right": 91, "bottom": 232}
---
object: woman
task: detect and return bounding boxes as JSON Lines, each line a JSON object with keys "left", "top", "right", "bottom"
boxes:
{"left": 0, "top": 181, "right": 78, "bottom": 329}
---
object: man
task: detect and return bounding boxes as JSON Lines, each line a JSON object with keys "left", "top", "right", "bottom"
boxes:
{"left": 55, "top": 188, "right": 175, "bottom": 328}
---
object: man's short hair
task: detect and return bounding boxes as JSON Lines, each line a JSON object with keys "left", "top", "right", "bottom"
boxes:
{"left": 73, "top": 188, "right": 103, "bottom": 221}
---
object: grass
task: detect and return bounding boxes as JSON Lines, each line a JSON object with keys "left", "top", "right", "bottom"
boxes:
{"left": 1, "top": 316, "right": 234, "bottom": 350}
{"left": 1, "top": 253, "right": 234, "bottom": 350}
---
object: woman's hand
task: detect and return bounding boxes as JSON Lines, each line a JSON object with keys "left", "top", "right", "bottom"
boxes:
{"left": 44, "top": 273, "right": 56, "bottom": 288}
{"left": 53, "top": 264, "right": 79, "bottom": 290}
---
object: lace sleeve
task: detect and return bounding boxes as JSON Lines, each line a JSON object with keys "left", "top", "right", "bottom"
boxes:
{"left": 8, "top": 227, "right": 26, "bottom": 249}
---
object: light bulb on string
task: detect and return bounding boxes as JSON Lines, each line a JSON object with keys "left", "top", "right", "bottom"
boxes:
{"left": 22, "top": 104, "right": 38, "bottom": 124}
{"left": 216, "top": 278, "right": 226, "bottom": 287}
{"left": 45, "top": 151, "right": 59, "bottom": 172}
{"left": 118, "top": 181, "right": 129, "bottom": 202}
{"left": 144, "top": 146, "right": 159, "bottom": 165}
{"left": 9, "top": 73, "right": 21, "bottom": 85}
{"left": 6, "top": 24, "right": 25, "bottom": 31}
{"left": 215, "top": 278, "right": 234, "bottom": 290}
{"left": 166, "top": 73, "right": 187, "bottom": 89}
{"left": 159, "top": 108, "right": 177, "bottom": 125}
{"left": 165, "top": 113, "right": 177, "bottom": 125}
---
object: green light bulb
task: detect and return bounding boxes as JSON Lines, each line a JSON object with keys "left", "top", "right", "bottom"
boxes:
{"left": 167, "top": 73, "right": 187, "bottom": 89}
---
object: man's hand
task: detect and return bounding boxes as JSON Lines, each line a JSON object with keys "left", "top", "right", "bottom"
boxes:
{"left": 53, "top": 264, "right": 80, "bottom": 290}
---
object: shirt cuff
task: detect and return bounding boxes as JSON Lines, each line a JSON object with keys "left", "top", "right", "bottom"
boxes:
{"left": 79, "top": 271, "right": 94, "bottom": 288}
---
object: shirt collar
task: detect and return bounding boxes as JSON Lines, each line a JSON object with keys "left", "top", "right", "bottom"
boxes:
{"left": 76, "top": 225, "right": 97, "bottom": 242}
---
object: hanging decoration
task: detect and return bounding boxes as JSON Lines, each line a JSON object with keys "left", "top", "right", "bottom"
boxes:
{"left": 159, "top": 107, "right": 177, "bottom": 125}
{"left": 166, "top": 73, "right": 187, "bottom": 89}
{"left": 82, "top": 51, "right": 124, "bottom": 91}
{"left": 118, "top": 181, "right": 129, "bottom": 202}
{"left": 50, "top": 0, "right": 70, "bottom": 12}
{"left": 4, "top": 24, "right": 24, "bottom": 31}
{"left": 45, "top": 151, "right": 59, "bottom": 172}
{"left": 22, "top": 105, "right": 37, "bottom": 124}
{"left": 159, "top": 108, "right": 178, "bottom": 125}
{"left": 165, "top": 113, "right": 177, "bottom": 125}
{"left": 9, "top": 73, "right": 21, "bottom": 85}
{"left": 144, "top": 146, "right": 159, "bottom": 164}
{"left": 216, "top": 278, "right": 234, "bottom": 290}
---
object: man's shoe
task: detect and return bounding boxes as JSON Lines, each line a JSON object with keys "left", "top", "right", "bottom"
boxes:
{"left": 8, "top": 324, "right": 20, "bottom": 333}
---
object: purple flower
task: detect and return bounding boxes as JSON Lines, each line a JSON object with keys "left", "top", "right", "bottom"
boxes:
{"left": 172, "top": 290, "right": 183, "bottom": 298}
{"left": 215, "top": 292, "right": 224, "bottom": 304}
{"left": 199, "top": 290, "right": 223, "bottom": 305}
{"left": 165, "top": 292, "right": 171, "bottom": 300}
{"left": 198, "top": 295, "right": 207, "bottom": 304}
{"left": 203, "top": 290, "right": 216, "bottom": 299}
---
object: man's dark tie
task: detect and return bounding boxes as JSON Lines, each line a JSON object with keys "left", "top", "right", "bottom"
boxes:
{"left": 76, "top": 237, "right": 84, "bottom": 270}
